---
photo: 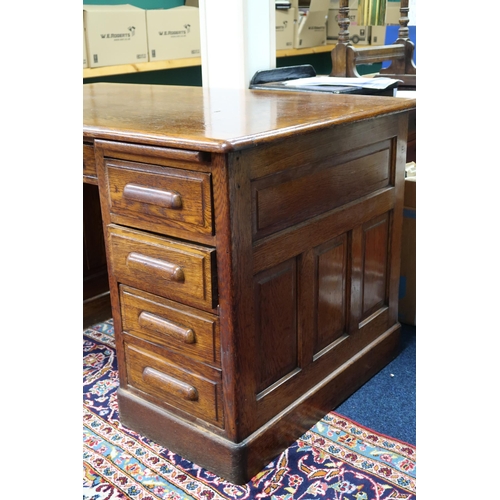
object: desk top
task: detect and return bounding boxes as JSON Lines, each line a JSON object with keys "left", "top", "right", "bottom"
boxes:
{"left": 83, "top": 83, "right": 416, "bottom": 153}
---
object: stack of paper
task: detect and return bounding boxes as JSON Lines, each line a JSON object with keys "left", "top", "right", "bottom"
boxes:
{"left": 282, "top": 76, "right": 403, "bottom": 90}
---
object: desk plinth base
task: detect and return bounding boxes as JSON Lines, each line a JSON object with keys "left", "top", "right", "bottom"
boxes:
{"left": 118, "top": 324, "right": 400, "bottom": 485}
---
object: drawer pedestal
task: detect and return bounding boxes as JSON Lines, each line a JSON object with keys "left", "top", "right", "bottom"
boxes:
{"left": 83, "top": 83, "right": 415, "bottom": 484}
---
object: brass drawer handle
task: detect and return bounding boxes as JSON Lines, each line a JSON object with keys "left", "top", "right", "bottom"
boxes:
{"left": 126, "top": 252, "right": 185, "bottom": 283}
{"left": 142, "top": 367, "right": 198, "bottom": 401}
{"left": 138, "top": 311, "right": 196, "bottom": 344}
{"left": 123, "top": 183, "right": 182, "bottom": 209}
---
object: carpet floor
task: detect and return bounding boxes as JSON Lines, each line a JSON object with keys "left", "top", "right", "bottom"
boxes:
{"left": 83, "top": 319, "right": 416, "bottom": 499}
{"left": 335, "top": 324, "right": 416, "bottom": 446}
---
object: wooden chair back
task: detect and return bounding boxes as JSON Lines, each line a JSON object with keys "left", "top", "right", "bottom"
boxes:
{"left": 330, "top": 0, "right": 416, "bottom": 90}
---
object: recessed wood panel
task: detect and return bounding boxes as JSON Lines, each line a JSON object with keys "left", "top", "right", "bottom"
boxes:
{"left": 314, "top": 235, "right": 348, "bottom": 355}
{"left": 252, "top": 144, "right": 391, "bottom": 239}
{"left": 254, "top": 259, "right": 298, "bottom": 394}
{"left": 362, "top": 214, "right": 390, "bottom": 319}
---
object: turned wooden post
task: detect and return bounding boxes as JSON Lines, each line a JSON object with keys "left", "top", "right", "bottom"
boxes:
{"left": 397, "top": 0, "right": 410, "bottom": 41}
{"left": 337, "top": 0, "right": 351, "bottom": 45}
{"left": 330, "top": 0, "right": 416, "bottom": 86}
{"left": 380, "top": 0, "right": 416, "bottom": 77}
{"left": 329, "top": 0, "right": 351, "bottom": 76}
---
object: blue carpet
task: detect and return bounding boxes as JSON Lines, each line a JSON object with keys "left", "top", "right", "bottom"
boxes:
{"left": 83, "top": 319, "right": 417, "bottom": 497}
{"left": 335, "top": 323, "right": 416, "bottom": 445}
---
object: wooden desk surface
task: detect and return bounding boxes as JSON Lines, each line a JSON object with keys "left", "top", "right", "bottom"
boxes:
{"left": 83, "top": 83, "right": 416, "bottom": 152}
{"left": 83, "top": 82, "right": 415, "bottom": 482}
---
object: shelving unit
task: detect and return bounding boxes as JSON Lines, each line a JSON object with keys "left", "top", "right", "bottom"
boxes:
{"left": 83, "top": 44, "right": 337, "bottom": 79}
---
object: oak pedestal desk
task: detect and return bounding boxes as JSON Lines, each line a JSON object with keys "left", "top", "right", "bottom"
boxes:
{"left": 83, "top": 83, "right": 416, "bottom": 484}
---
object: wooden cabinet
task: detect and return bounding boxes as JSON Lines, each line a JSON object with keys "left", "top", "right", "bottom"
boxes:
{"left": 83, "top": 83, "right": 415, "bottom": 484}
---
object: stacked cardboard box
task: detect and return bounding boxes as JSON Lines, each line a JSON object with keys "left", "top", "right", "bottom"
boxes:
{"left": 276, "top": 8, "right": 296, "bottom": 50}
{"left": 83, "top": 19, "right": 88, "bottom": 68}
{"left": 327, "top": 0, "right": 358, "bottom": 39}
{"left": 385, "top": 0, "right": 401, "bottom": 25}
{"left": 327, "top": 0, "right": 370, "bottom": 45}
{"left": 328, "top": 24, "right": 370, "bottom": 45}
{"left": 289, "top": 0, "right": 329, "bottom": 48}
{"left": 370, "top": 25, "right": 386, "bottom": 45}
{"left": 370, "top": 0, "right": 402, "bottom": 47}
{"left": 146, "top": 6, "right": 201, "bottom": 61}
{"left": 83, "top": 4, "right": 202, "bottom": 67}
{"left": 83, "top": 4, "right": 148, "bottom": 68}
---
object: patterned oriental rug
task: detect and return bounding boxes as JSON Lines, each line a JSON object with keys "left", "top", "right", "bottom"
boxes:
{"left": 84, "top": 320, "right": 416, "bottom": 500}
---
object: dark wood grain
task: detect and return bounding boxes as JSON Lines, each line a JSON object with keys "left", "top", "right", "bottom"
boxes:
{"left": 254, "top": 258, "right": 298, "bottom": 394}
{"left": 314, "top": 234, "right": 348, "bottom": 355}
{"left": 102, "top": 157, "right": 215, "bottom": 245}
{"left": 84, "top": 84, "right": 415, "bottom": 484}
{"left": 83, "top": 142, "right": 98, "bottom": 184}
{"left": 120, "top": 285, "right": 221, "bottom": 367}
{"left": 124, "top": 338, "right": 224, "bottom": 427}
{"left": 107, "top": 225, "right": 217, "bottom": 312}
{"left": 83, "top": 84, "right": 415, "bottom": 151}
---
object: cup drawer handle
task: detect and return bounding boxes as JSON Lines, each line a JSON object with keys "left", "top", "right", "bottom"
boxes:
{"left": 142, "top": 367, "right": 199, "bottom": 401}
{"left": 123, "top": 183, "right": 182, "bottom": 209}
{"left": 138, "top": 311, "right": 196, "bottom": 344}
{"left": 126, "top": 252, "right": 185, "bottom": 283}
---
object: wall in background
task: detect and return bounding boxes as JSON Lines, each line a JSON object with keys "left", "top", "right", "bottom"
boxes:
{"left": 83, "top": 0, "right": 183, "bottom": 8}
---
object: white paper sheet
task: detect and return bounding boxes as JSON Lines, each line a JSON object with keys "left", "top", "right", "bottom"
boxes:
{"left": 282, "top": 76, "right": 403, "bottom": 90}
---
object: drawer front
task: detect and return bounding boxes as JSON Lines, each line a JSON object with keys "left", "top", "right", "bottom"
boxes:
{"left": 104, "top": 159, "right": 213, "bottom": 237}
{"left": 124, "top": 340, "right": 224, "bottom": 427}
{"left": 108, "top": 225, "right": 217, "bottom": 311}
{"left": 120, "top": 285, "right": 220, "bottom": 367}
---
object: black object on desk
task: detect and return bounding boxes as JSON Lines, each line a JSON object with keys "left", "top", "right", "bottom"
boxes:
{"left": 249, "top": 64, "right": 399, "bottom": 96}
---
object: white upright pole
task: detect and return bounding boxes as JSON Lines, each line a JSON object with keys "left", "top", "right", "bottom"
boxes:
{"left": 408, "top": 0, "right": 416, "bottom": 25}
{"left": 199, "top": 0, "right": 276, "bottom": 89}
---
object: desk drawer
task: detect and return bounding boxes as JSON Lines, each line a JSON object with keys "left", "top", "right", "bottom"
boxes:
{"left": 103, "top": 159, "right": 213, "bottom": 238}
{"left": 124, "top": 339, "right": 224, "bottom": 427}
{"left": 108, "top": 225, "right": 217, "bottom": 311}
{"left": 120, "top": 285, "right": 220, "bottom": 367}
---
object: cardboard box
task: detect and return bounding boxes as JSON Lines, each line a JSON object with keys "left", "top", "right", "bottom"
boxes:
{"left": 146, "top": 6, "right": 201, "bottom": 61}
{"left": 385, "top": 0, "right": 401, "bottom": 25}
{"left": 327, "top": 24, "right": 370, "bottom": 44}
{"left": 327, "top": 8, "right": 359, "bottom": 39}
{"left": 83, "top": 19, "right": 88, "bottom": 68}
{"left": 83, "top": 4, "right": 148, "bottom": 68}
{"left": 398, "top": 165, "right": 416, "bottom": 326}
{"left": 295, "top": 0, "right": 329, "bottom": 48}
{"left": 276, "top": 8, "right": 296, "bottom": 50}
{"left": 370, "top": 25, "right": 386, "bottom": 45}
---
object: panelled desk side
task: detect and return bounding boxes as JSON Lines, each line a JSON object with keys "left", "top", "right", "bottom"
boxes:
{"left": 83, "top": 83, "right": 416, "bottom": 484}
